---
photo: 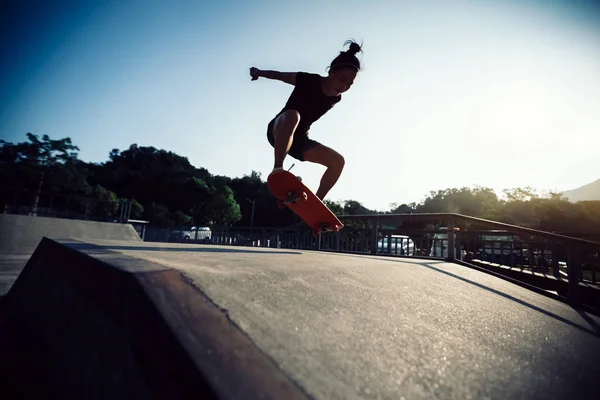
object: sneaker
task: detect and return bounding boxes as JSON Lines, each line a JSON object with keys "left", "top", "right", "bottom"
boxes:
{"left": 268, "top": 167, "right": 285, "bottom": 178}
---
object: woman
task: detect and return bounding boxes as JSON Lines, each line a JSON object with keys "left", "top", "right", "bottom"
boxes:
{"left": 249, "top": 40, "right": 363, "bottom": 200}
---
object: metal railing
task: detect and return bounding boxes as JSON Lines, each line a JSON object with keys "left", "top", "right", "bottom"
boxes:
{"left": 341, "top": 213, "right": 600, "bottom": 304}
{"left": 189, "top": 213, "right": 600, "bottom": 308}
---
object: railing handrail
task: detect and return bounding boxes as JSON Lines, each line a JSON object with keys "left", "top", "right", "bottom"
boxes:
{"left": 339, "top": 213, "right": 600, "bottom": 247}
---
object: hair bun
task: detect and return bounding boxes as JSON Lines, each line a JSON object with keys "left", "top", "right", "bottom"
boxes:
{"left": 347, "top": 41, "right": 362, "bottom": 56}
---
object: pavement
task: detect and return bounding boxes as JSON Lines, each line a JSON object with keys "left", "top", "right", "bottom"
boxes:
{"left": 40, "top": 239, "right": 600, "bottom": 400}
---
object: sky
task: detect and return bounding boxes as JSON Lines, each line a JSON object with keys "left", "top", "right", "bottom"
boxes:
{"left": 1, "top": 0, "right": 600, "bottom": 211}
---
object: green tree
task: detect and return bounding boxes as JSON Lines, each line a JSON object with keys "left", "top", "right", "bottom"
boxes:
{"left": 91, "top": 144, "right": 241, "bottom": 227}
{"left": 502, "top": 186, "right": 538, "bottom": 202}
{"left": 146, "top": 203, "right": 173, "bottom": 227}
{"left": 325, "top": 200, "right": 344, "bottom": 216}
{"left": 89, "top": 184, "right": 120, "bottom": 220}
{"left": 1, "top": 133, "right": 81, "bottom": 214}
{"left": 343, "top": 200, "right": 372, "bottom": 215}
{"left": 130, "top": 199, "right": 145, "bottom": 220}
{"left": 389, "top": 203, "right": 416, "bottom": 214}
{"left": 201, "top": 185, "right": 242, "bottom": 227}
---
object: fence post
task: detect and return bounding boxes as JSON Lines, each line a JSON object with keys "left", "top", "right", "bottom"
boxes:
{"left": 551, "top": 245, "right": 560, "bottom": 278}
{"left": 567, "top": 245, "right": 582, "bottom": 304}
{"left": 127, "top": 199, "right": 132, "bottom": 221}
{"left": 370, "top": 219, "right": 378, "bottom": 255}
{"left": 447, "top": 218, "right": 455, "bottom": 260}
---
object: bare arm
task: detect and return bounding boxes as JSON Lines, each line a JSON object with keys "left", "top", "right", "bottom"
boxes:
{"left": 250, "top": 68, "right": 296, "bottom": 85}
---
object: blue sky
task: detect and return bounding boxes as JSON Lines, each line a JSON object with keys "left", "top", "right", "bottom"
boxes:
{"left": 2, "top": 0, "right": 600, "bottom": 210}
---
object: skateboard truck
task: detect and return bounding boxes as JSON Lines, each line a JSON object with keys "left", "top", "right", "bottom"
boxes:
{"left": 283, "top": 191, "right": 308, "bottom": 205}
{"left": 312, "top": 223, "right": 341, "bottom": 237}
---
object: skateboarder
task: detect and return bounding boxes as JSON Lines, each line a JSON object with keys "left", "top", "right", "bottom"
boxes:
{"left": 249, "top": 40, "right": 363, "bottom": 200}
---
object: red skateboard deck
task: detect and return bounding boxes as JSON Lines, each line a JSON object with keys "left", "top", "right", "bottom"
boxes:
{"left": 267, "top": 170, "right": 344, "bottom": 236}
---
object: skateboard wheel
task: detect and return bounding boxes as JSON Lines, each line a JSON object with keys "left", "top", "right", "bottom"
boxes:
{"left": 301, "top": 192, "right": 308, "bottom": 201}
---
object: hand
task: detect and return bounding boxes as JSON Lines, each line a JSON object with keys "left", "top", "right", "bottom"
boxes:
{"left": 249, "top": 67, "right": 261, "bottom": 81}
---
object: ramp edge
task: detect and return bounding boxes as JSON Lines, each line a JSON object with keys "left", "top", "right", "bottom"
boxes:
{"left": 0, "top": 238, "right": 311, "bottom": 400}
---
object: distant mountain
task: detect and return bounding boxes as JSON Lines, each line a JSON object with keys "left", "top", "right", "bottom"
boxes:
{"left": 562, "top": 178, "right": 600, "bottom": 202}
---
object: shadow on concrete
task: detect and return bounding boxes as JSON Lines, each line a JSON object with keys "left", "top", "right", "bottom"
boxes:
{"left": 338, "top": 253, "right": 600, "bottom": 338}
{"left": 574, "top": 308, "right": 600, "bottom": 336}
{"left": 420, "top": 262, "right": 600, "bottom": 338}
{"left": 65, "top": 242, "right": 302, "bottom": 255}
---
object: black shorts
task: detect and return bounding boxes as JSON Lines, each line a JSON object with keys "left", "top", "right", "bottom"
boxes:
{"left": 266, "top": 117, "right": 320, "bottom": 161}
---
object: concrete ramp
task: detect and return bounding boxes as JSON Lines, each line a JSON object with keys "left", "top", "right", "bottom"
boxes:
{"left": 0, "top": 238, "right": 307, "bottom": 400}
{"left": 0, "top": 214, "right": 141, "bottom": 255}
{"left": 0, "top": 214, "right": 142, "bottom": 295}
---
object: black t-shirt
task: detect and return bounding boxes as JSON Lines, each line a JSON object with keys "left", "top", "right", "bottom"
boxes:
{"left": 277, "top": 72, "right": 341, "bottom": 133}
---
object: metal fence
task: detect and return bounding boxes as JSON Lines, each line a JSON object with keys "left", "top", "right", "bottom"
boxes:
{"left": 173, "top": 213, "right": 600, "bottom": 308}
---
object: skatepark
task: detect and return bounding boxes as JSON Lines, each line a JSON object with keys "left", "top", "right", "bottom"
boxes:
{"left": 1, "top": 213, "right": 600, "bottom": 399}
{"left": 3, "top": 0, "right": 600, "bottom": 397}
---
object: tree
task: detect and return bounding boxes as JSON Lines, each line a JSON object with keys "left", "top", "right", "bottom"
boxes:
{"left": 0, "top": 133, "right": 81, "bottom": 215}
{"left": 502, "top": 187, "right": 538, "bottom": 202}
{"left": 343, "top": 200, "right": 372, "bottom": 215}
{"left": 390, "top": 203, "right": 416, "bottom": 214}
{"left": 325, "top": 200, "right": 344, "bottom": 216}
{"left": 89, "top": 184, "right": 120, "bottom": 220}
{"left": 7, "top": 132, "right": 600, "bottom": 237}
{"left": 201, "top": 185, "right": 242, "bottom": 227}
{"left": 90, "top": 144, "right": 242, "bottom": 227}
{"left": 130, "top": 199, "right": 144, "bottom": 220}
{"left": 146, "top": 203, "right": 174, "bottom": 227}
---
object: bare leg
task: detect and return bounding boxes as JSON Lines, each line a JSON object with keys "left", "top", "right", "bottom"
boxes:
{"left": 272, "top": 110, "right": 301, "bottom": 169}
{"left": 302, "top": 144, "right": 345, "bottom": 200}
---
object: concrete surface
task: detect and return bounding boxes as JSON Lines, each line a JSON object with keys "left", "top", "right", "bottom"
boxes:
{"left": 0, "top": 214, "right": 141, "bottom": 255}
{"left": 57, "top": 240, "right": 600, "bottom": 399}
{"left": 0, "top": 214, "right": 141, "bottom": 295}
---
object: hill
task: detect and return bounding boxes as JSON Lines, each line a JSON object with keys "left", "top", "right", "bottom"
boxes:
{"left": 562, "top": 178, "right": 600, "bottom": 202}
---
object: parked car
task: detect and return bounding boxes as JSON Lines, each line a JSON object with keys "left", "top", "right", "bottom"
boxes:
{"left": 169, "top": 226, "right": 212, "bottom": 242}
{"left": 377, "top": 235, "right": 415, "bottom": 256}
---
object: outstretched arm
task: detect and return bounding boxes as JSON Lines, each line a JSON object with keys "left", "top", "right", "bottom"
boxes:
{"left": 249, "top": 67, "right": 296, "bottom": 85}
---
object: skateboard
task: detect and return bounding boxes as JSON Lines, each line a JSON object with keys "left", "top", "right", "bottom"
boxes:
{"left": 267, "top": 170, "right": 344, "bottom": 236}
